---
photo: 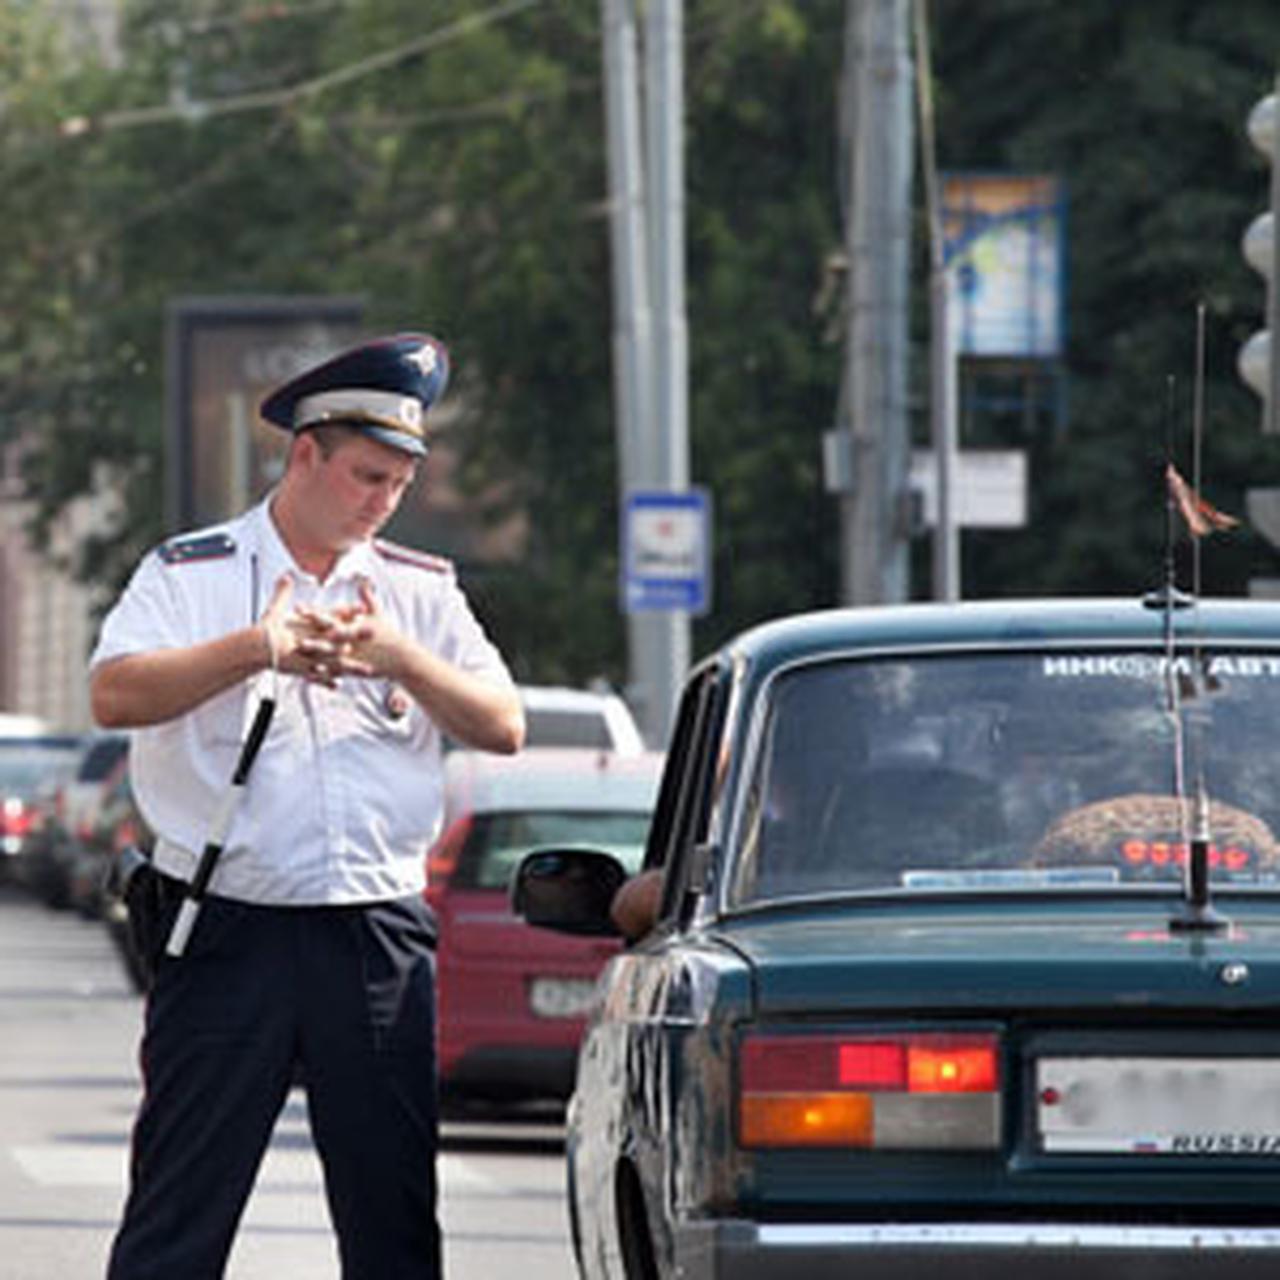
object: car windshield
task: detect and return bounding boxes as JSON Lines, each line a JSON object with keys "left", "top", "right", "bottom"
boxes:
{"left": 729, "top": 649, "right": 1280, "bottom": 904}
{"left": 458, "top": 809, "right": 652, "bottom": 891}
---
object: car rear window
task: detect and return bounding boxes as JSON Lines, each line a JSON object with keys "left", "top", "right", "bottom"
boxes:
{"left": 0, "top": 738, "right": 84, "bottom": 795}
{"left": 524, "top": 709, "right": 614, "bottom": 750}
{"left": 729, "top": 649, "right": 1280, "bottom": 905}
{"left": 454, "top": 810, "right": 652, "bottom": 891}
{"left": 77, "top": 736, "right": 128, "bottom": 782}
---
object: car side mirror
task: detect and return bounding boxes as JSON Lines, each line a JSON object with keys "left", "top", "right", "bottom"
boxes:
{"left": 511, "top": 848, "right": 629, "bottom": 937}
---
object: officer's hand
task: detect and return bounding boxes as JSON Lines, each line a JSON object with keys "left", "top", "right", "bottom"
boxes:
{"left": 323, "top": 581, "right": 404, "bottom": 681}
{"left": 260, "top": 575, "right": 343, "bottom": 686}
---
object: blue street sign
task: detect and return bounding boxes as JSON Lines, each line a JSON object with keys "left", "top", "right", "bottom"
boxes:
{"left": 622, "top": 489, "right": 712, "bottom": 615}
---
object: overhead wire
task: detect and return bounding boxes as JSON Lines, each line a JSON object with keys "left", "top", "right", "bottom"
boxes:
{"left": 49, "top": 0, "right": 555, "bottom": 255}
{"left": 60, "top": 0, "right": 543, "bottom": 135}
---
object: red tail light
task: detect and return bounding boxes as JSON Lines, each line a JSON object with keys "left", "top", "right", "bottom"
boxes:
{"left": 424, "top": 815, "right": 472, "bottom": 909}
{"left": 1, "top": 798, "right": 33, "bottom": 837}
{"left": 839, "top": 1041, "right": 907, "bottom": 1089}
{"left": 739, "top": 1031, "right": 1001, "bottom": 1150}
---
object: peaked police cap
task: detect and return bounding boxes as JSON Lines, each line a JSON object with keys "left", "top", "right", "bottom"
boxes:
{"left": 259, "top": 333, "right": 450, "bottom": 457}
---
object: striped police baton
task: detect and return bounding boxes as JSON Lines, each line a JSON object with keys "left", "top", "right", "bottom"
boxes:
{"left": 165, "top": 696, "right": 276, "bottom": 958}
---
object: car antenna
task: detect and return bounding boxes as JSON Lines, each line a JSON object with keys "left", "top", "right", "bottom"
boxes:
{"left": 1169, "top": 302, "right": 1229, "bottom": 934}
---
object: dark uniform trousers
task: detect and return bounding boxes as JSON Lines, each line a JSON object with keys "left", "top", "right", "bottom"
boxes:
{"left": 107, "top": 879, "right": 441, "bottom": 1280}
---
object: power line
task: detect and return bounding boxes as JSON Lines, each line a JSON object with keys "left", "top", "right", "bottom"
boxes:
{"left": 60, "top": 0, "right": 542, "bottom": 137}
{"left": 47, "top": 37, "right": 592, "bottom": 264}
{"left": 323, "top": 75, "right": 600, "bottom": 131}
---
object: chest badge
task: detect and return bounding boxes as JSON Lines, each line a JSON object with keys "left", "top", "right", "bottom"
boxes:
{"left": 384, "top": 686, "right": 410, "bottom": 720}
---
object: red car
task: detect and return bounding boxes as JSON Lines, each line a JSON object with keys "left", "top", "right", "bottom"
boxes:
{"left": 427, "top": 746, "right": 662, "bottom": 1111}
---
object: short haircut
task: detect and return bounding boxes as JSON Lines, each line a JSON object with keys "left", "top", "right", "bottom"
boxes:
{"left": 301, "top": 422, "right": 361, "bottom": 459}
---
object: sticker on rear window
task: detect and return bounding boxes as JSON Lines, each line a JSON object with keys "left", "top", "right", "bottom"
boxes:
{"left": 1041, "top": 654, "right": 1280, "bottom": 680}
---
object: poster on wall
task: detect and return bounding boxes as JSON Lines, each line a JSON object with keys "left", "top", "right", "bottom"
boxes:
{"left": 165, "top": 297, "right": 528, "bottom": 571}
{"left": 165, "top": 296, "right": 366, "bottom": 533}
{"left": 941, "top": 174, "right": 1065, "bottom": 360}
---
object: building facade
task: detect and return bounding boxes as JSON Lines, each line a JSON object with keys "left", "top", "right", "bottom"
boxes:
{"left": 0, "top": 450, "right": 110, "bottom": 732}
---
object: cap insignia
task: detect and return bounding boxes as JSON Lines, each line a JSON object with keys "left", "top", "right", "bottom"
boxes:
{"left": 407, "top": 344, "right": 438, "bottom": 377}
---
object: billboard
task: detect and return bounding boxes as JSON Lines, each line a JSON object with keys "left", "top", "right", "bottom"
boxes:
{"left": 163, "top": 297, "right": 528, "bottom": 568}
{"left": 942, "top": 174, "right": 1065, "bottom": 359}
{"left": 165, "top": 296, "right": 366, "bottom": 533}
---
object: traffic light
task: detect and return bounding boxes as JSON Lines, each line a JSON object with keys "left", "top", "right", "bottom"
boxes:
{"left": 1239, "top": 88, "right": 1280, "bottom": 433}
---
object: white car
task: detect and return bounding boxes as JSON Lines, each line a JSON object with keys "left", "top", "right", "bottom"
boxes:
{"left": 0, "top": 712, "right": 53, "bottom": 736}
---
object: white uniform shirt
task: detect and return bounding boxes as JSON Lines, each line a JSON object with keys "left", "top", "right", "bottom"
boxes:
{"left": 90, "top": 497, "right": 516, "bottom": 905}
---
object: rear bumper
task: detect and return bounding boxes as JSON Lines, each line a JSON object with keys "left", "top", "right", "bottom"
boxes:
{"left": 674, "top": 1220, "right": 1280, "bottom": 1279}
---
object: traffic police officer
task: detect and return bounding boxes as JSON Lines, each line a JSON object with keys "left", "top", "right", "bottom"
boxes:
{"left": 92, "top": 333, "right": 525, "bottom": 1278}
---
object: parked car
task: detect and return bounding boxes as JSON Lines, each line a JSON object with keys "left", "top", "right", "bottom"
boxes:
{"left": 428, "top": 746, "right": 662, "bottom": 1110}
{"left": 515, "top": 596, "right": 1280, "bottom": 1279}
{"left": 20, "top": 731, "right": 129, "bottom": 911}
{"left": 62, "top": 738, "right": 133, "bottom": 917}
{"left": 0, "top": 712, "right": 56, "bottom": 735}
{"left": 0, "top": 729, "right": 84, "bottom": 878}
{"left": 88, "top": 758, "right": 153, "bottom": 993}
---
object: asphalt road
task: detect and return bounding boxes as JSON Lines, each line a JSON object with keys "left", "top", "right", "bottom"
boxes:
{"left": 0, "top": 879, "right": 576, "bottom": 1279}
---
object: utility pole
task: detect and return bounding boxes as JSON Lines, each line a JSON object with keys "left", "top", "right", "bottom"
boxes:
{"left": 602, "top": 0, "right": 652, "bottom": 498}
{"left": 601, "top": 0, "right": 690, "bottom": 747}
{"left": 837, "top": 0, "right": 914, "bottom": 605}
{"left": 912, "top": 0, "right": 959, "bottom": 600}
{"left": 642, "top": 0, "right": 691, "bottom": 739}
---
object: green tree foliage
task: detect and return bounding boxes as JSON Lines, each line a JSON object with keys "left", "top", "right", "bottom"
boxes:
{"left": 5, "top": 0, "right": 1280, "bottom": 687}
{"left": 686, "top": 2, "right": 843, "bottom": 637}
{"left": 0, "top": 4, "right": 148, "bottom": 574}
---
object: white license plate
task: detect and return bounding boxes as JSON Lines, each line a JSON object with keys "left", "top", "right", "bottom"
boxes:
{"left": 1037, "top": 1056, "right": 1280, "bottom": 1155}
{"left": 528, "top": 977, "right": 598, "bottom": 1019}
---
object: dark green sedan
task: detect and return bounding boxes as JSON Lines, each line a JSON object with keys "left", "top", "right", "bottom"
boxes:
{"left": 514, "top": 597, "right": 1280, "bottom": 1279}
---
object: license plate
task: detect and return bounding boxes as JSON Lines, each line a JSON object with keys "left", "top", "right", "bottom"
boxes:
{"left": 528, "top": 977, "right": 598, "bottom": 1019}
{"left": 1037, "top": 1056, "right": 1280, "bottom": 1155}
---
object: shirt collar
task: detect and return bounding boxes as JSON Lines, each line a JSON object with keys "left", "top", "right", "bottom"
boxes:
{"left": 248, "top": 495, "right": 380, "bottom": 601}
{"left": 331, "top": 537, "right": 379, "bottom": 583}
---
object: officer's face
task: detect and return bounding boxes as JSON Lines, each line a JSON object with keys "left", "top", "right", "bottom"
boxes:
{"left": 304, "top": 432, "right": 417, "bottom": 548}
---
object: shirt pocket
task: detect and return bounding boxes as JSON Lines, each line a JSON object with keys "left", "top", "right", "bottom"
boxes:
{"left": 350, "top": 679, "right": 420, "bottom": 744}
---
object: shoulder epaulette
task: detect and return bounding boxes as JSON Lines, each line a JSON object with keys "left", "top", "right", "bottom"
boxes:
{"left": 157, "top": 532, "right": 237, "bottom": 566}
{"left": 373, "top": 539, "right": 452, "bottom": 574}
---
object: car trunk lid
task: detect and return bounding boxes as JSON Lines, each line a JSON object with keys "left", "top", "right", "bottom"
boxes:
{"left": 725, "top": 899, "right": 1280, "bottom": 1016}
